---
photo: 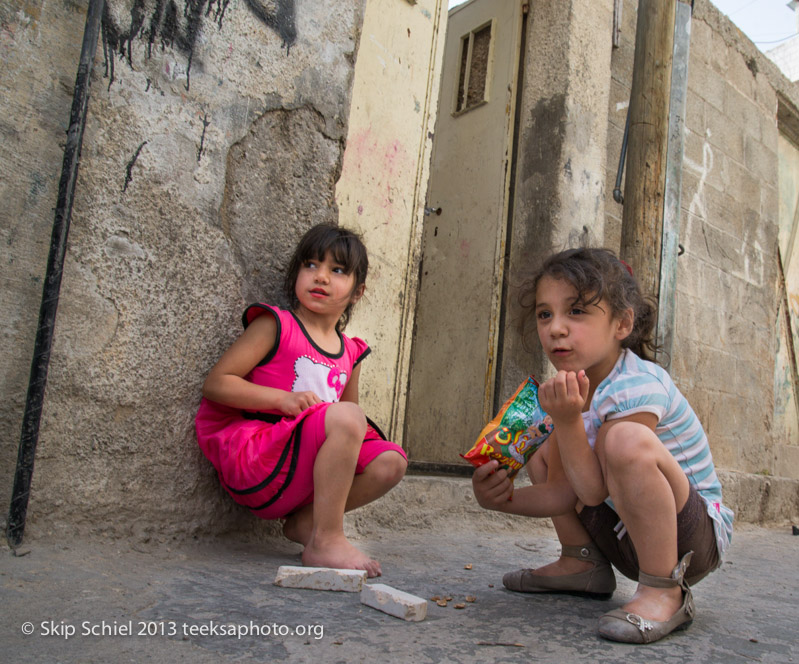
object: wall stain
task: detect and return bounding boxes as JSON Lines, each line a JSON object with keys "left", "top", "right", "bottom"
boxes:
{"left": 101, "top": 0, "right": 297, "bottom": 90}
{"left": 244, "top": 0, "right": 297, "bottom": 54}
{"left": 518, "top": 93, "right": 567, "bottom": 239}
{"left": 28, "top": 172, "right": 47, "bottom": 205}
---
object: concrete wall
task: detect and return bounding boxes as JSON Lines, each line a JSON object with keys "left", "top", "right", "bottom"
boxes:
{"left": 1, "top": 0, "right": 90, "bottom": 535}
{"left": 499, "top": 0, "right": 615, "bottom": 396}
{"left": 1, "top": 0, "right": 372, "bottom": 540}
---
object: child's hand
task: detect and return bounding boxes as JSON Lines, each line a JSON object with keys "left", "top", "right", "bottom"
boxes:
{"left": 471, "top": 460, "right": 513, "bottom": 511}
{"left": 539, "top": 370, "right": 590, "bottom": 423}
{"left": 279, "top": 390, "right": 323, "bottom": 416}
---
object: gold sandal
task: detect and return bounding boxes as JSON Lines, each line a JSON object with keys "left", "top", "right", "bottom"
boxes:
{"left": 598, "top": 551, "right": 695, "bottom": 644}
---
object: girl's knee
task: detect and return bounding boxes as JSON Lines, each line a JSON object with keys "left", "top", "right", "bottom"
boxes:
{"left": 600, "top": 422, "right": 659, "bottom": 470}
{"left": 325, "top": 402, "right": 367, "bottom": 440}
{"left": 365, "top": 451, "right": 407, "bottom": 487}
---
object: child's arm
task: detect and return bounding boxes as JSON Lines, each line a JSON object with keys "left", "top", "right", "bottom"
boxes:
{"left": 471, "top": 437, "right": 578, "bottom": 518}
{"left": 339, "top": 363, "right": 361, "bottom": 404}
{"left": 202, "top": 314, "right": 322, "bottom": 416}
{"left": 539, "top": 370, "right": 608, "bottom": 506}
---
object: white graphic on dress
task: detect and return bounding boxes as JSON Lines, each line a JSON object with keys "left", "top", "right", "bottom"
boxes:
{"left": 293, "top": 356, "right": 347, "bottom": 402}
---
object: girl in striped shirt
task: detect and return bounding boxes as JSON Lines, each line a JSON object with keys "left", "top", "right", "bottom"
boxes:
{"left": 472, "top": 248, "right": 733, "bottom": 644}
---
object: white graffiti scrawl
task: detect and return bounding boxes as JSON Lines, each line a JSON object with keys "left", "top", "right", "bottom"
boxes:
{"left": 683, "top": 128, "right": 764, "bottom": 287}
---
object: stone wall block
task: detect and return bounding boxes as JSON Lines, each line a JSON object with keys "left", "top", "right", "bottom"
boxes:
{"left": 687, "top": 11, "right": 713, "bottom": 67}
{"left": 688, "top": 62, "right": 725, "bottom": 115}
{"left": 723, "top": 86, "right": 763, "bottom": 143}
{"left": 706, "top": 104, "right": 745, "bottom": 165}
{"left": 774, "top": 444, "right": 799, "bottom": 481}
{"left": 685, "top": 90, "right": 707, "bottom": 138}
{"left": 744, "top": 134, "right": 778, "bottom": 184}
{"left": 718, "top": 470, "right": 799, "bottom": 524}
{"left": 724, "top": 45, "right": 758, "bottom": 102}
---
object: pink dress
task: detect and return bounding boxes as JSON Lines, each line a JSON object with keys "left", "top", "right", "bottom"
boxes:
{"left": 195, "top": 304, "right": 406, "bottom": 519}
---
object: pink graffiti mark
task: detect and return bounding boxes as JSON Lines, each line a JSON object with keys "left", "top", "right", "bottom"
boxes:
{"left": 341, "top": 129, "right": 411, "bottom": 222}
{"left": 384, "top": 139, "right": 403, "bottom": 178}
{"left": 340, "top": 128, "right": 376, "bottom": 179}
{"left": 460, "top": 239, "right": 471, "bottom": 258}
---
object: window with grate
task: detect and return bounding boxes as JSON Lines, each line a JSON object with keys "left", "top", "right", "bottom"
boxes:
{"left": 455, "top": 21, "right": 492, "bottom": 114}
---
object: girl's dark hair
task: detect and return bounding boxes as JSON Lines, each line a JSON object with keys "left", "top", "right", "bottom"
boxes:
{"left": 520, "top": 247, "right": 659, "bottom": 361}
{"left": 284, "top": 223, "right": 369, "bottom": 331}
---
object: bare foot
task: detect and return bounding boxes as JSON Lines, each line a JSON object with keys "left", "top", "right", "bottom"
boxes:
{"left": 282, "top": 507, "right": 313, "bottom": 546}
{"left": 530, "top": 556, "right": 594, "bottom": 577}
{"left": 621, "top": 584, "right": 684, "bottom": 622}
{"left": 302, "top": 532, "right": 382, "bottom": 578}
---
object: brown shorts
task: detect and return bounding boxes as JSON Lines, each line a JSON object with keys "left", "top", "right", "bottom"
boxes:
{"left": 578, "top": 484, "right": 721, "bottom": 585}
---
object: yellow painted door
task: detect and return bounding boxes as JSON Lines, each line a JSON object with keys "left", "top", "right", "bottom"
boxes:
{"left": 405, "top": 0, "right": 525, "bottom": 465}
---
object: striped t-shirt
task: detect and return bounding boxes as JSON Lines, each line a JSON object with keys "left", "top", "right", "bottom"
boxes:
{"left": 581, "top": 348, "right": 734, "bottom": 556}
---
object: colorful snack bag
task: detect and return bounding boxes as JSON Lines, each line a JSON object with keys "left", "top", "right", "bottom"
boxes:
{"left": 461, "top": 377, "right": 553, "bottom": 481}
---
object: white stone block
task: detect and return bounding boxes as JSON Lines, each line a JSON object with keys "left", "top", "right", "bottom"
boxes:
{"left": 273, "top": 566, "right": 367, "bottom": 592}
{"left": 360, "top": 583, "right": 428, "bottom": 622}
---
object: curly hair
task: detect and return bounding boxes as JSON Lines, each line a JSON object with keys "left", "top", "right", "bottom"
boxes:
{"left": 283, "top": 223, "right": 369, "bottom": 331}
{"left": 519, "top": 247, "right": 659, "bottom": 362}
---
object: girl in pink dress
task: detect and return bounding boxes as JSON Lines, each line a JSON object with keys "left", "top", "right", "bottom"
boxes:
{"left": 196, "top": 224, "right": 407, "bottom": 577}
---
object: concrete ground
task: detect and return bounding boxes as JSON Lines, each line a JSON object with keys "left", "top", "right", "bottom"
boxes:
{"left": 2, "top": 477, "right": 798, "bottom": 663}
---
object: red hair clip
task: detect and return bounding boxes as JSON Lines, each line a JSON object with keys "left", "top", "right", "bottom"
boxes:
{"left": 620, "top": 259, "right": 633, "bottom": 276}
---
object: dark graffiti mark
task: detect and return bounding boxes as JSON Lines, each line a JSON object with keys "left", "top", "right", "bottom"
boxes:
{"left": 244, "top": 0, "right": 297, "bottom": 54}
{"left": 197, "top": 112, "right": 210, "bottom": 162}
{"left": 123, "top": 141, "right": 148, "bottom": 191}
{"left": 101, "top": 0, "right": 296, "bottom": 90}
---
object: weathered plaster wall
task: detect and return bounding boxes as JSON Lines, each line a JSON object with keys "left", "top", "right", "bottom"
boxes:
{"left": 1, "top": 0, "right": 91, "bottom": 528}
{"left": 499, "top": 0, "right": 615, "bottom": 397}
{"left": 1, "top": 0, "right": 369, "bottom": 540}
